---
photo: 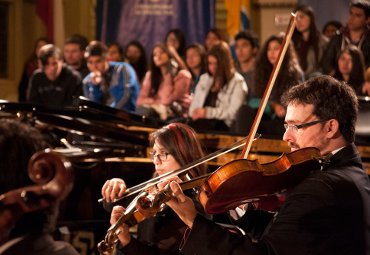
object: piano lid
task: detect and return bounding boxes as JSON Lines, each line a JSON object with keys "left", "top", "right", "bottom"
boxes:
{"left": 0, "top": 102, "right": 150, "bottom": 146}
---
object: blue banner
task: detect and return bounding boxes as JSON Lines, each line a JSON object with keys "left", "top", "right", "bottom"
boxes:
{"left": 96, "top": 0, "right": 215, "bottom": 56}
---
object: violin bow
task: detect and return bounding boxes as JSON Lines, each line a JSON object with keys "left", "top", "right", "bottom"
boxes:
{"left": 240, "top": 13, "right": 297, "bottom": 159}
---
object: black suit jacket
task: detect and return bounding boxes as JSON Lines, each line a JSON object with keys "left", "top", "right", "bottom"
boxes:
{"left": 181, "top": 144, "right": 370, "bottom": 255}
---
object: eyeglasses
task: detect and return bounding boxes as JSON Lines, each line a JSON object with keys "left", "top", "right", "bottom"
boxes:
{"left": 284, "top": 119, "right": 327, "bottom": 133}
{"left": 150, "top": 152, "right": 170, "bottom": 162}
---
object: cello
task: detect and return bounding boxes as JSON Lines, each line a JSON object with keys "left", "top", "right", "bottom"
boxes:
{"left": 0, "top": 150, "right": 74, "bottom": 245}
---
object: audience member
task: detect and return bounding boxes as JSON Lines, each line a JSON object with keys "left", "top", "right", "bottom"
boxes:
{"left": 333, "top": 45, "right": 366, "bottom": 95}
{"left": 165, "top": 28, "right": 186, "bottom": 58}
{"left": 28, "top": 44, "right": 83, "bottom": 108}
{"left": 204, "top": 28, "right": 228, "bottom": 51}
{"left": 322, "top": 20, "right": 343, "bottom": 39}
{"left": 234, "top": 30, "right": 259, "bottom": 99}
{"left": 188, "top": 42, "right": 247, "bottom": 132}
{"left": 293, "top": 5, "right": 328, "bottom": 79}
{"left": 136, "top": 43, "right": 192, "bottom": 120}
{"left": 322, "top": 0, "right": 370, "bottom": 74}
{"left": 0, "top": 119, "right": 79, "bottom": 255}
{"left": 83, "top": 40, "right": 140, "bottom": 112}
{"left": 63, "top": 34, "right": 89, "bottom": 79}
{"left": 254, "top": 33, "right": 304, "bottom": 120}
{"left": 107, "top": 42, "right": 124, "bottom": 62}
{"left": 18, "top": 37, "right": 49, "bottom": 102}
{"left": 185, "top": 43, "right": 207, "bottom": 93}
{"left": 124, "top": 40, "right": 148, "bottom": 84}
{"left": 165, "top": 28, "right": 188, "bottom": 70}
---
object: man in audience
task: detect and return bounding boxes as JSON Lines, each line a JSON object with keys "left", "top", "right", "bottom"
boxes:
{"left": 322, "top": 0, "right": 370, "bottom": 74}
{"left": 63, "top": 34, "right": 89, "bottom": 79}
{"left": 234, "top": 30, "right": 259, "bottom": 99}
{"left": 28, "top": 44, "right": 83, "bottom": 107}
{"left": 83, "top": 40, "right": 140, "bottom": 112}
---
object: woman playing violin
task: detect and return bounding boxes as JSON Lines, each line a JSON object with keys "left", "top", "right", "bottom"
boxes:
{"left": 0, "top": 119, "right": 79, "bottom": 255}
{"left": 101, "top": 123, "right": 207, "bottom": 254}
{"left": 161, "top": 75, "right": 370, "bottom": 255}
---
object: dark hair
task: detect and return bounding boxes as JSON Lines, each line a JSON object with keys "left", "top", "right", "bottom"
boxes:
{"left": 255, "top": 33, "right": 302, "bottom": 101}
{"left": 206, "top": 42, "right": 235, "bottom": 90}
{"left": 124, "top": 40, "right": 148, "bottom": 82}
{"left": 351, "top": 0, "right": 370, "bottom": 18}
{"left": 185, "top": 43, "right": 207, "bottom": 77}
{"left": 149, "top": 43, "right": 177, "bottom": 96}
{"left": 149, "top": 123, "right": 207, "bottom": 178}
{"left": 64, "top": 34, "right": 89, "bottom": 51}
{"left": 107, "top": 42, "right": 124, "bottom": 61}
{"left": 0, "top": 119, "right": 57, "bottom": 236}
{"left": 281, "top": 75, "right": 358, "bottom": 143}
{"left": 38, "top": 44, "right": 62, "bottom": 66}
{"left": 292, "top": 5, "right": 321, "bottom": 71}
{"left": 206, "top": 28, "right": 227, "bottom": 42}
{"left": 322, "top": 20, "right": 343, "bottom": 34}
{"left": 165, "top": 28, "right": 186, "bottom": 57}
{"left": 234, "top": 30, "right": 259, "bottom": 49}
{"left": 333, "top": 45, "right": 366, "bottom": 93}
{"left": 84, "top": 40, "right": 108, "bottom": 59}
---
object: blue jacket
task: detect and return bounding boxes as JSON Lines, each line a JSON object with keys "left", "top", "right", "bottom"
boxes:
{"left": 83, "top": 62, "right": 140, "bottom": 112}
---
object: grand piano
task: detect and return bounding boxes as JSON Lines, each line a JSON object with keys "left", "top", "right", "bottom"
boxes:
{"left": 1, "top": 97, "right": 369, "bottom": 254}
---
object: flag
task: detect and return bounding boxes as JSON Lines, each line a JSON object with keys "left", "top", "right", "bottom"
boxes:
{"left": 224, "top": 0, "right": 251, "bottom": 42}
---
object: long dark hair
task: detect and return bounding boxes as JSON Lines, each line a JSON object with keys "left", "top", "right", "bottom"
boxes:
{"left": 124, "top": 40, "right": 148, "bottom": 82}
{"left": 149, "top": 43, "right": 178, "bottom": 96}
{"left": 185, "top": 43, "right": 207, "bottom": 78}
{"left": 255, "top": 34, "right": 302, "bottom": 102}
{"left": 165, "top": 28, "right": 186, "bottom": 57}
{"left": 292, "top": 5, "right": 321, "bottom": 71}
{"left": 333, "top": 45, "right": 366, "bottom": 94}
{"left": 206, "top": 42, "right": 235, "bottom": 90}
{"left": 149, "top": 123, "right": 207, "bottom": 178}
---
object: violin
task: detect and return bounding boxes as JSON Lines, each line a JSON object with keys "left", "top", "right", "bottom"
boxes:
{"left": 199, "top": 147, "right": 324, "bottom": 213}
{"left": 0, "top": 150, "right": 74, "bottom": 244}
{"left": 197, "top": 13, "right": 326, "bottom": 214}
{"left": 97, "top": 175, "right": 207, "bottom": 255}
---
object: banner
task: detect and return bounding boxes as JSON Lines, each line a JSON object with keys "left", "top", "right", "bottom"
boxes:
{"left": 224, "top": 0, "right": 250, "bottom": 42}
{"left": 96, "top": 0, "right": 215, "bottom": 56}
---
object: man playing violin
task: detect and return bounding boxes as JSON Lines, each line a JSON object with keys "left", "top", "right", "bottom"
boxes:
{"left": 161, "top": 75, "right": 370, "bottom": 255}
{"left": 100, "top": 123, "right": 208, "bottom": 255}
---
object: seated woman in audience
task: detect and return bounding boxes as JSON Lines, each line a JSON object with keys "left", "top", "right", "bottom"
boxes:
{"left": 292, "top": 5, "right": 328, "bottom": 79}
{"left": 333, "top": 45, "right": 366, "bottom": 95}
{"left": 252, "top": 33, "right": 304, "bottom": 136}
{"left": 124, "top": 40, "right": 148, "bottom": 84}
{"left": 101, "top": 123, "right": 208, "bottom": 255}
{"left": 185, "top": 43, "right": 207, "bottom": 93}
{"left": 136, "top": 43, "right": 193, "bottom": 120}
{"left": 188, "top": 42, "right": 247, "bottom": 132}
{"left": 18, "top": 37, "right": 49, "bottom": 102}
{"left": 107, "top": 42, "right": 124, "bottom": 62}
{"left": 322, "top": 20, "right": 343, "bottom": 40}
{"left": 165, "top": 28, "right": 187, "bottom": 70}
{"left": 204, "top": 28, "right": 228, "bottom": 51}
